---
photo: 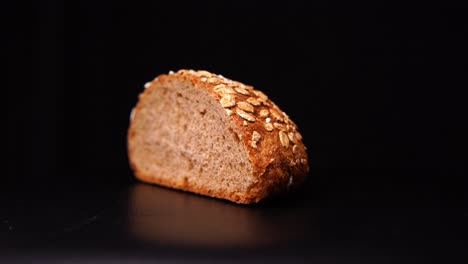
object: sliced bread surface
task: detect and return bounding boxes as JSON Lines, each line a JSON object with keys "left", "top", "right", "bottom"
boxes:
{"left": 127, "top": 69, "right": 308, "bottom": 204}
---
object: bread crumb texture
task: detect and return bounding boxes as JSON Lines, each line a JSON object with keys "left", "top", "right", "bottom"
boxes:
{"left": 128, "top": 69, "right": 309, "bottom": 204}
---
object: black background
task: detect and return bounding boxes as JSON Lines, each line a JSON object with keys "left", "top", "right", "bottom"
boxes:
{"left": 3, "top": 1, "right": 467, "bottom": 263}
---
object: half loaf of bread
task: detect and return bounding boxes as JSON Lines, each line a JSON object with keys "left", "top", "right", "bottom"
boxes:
{"left": 127, "top": 69, "right": 308, "bottom": 204}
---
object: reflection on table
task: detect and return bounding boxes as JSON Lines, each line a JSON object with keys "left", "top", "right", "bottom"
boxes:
{"left": 128, "top": 182, "right": 319, "bottom": 248}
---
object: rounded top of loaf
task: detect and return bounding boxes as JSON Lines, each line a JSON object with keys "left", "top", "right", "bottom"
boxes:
{"left": 141, "top": 69, "right": 309, "bottom": 201}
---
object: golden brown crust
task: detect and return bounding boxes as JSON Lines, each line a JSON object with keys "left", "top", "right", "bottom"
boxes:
{"left": 128, "top": 69, "right": 309, "bottom": 204}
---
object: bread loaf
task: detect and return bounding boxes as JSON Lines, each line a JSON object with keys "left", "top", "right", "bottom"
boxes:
{"left": 127, "top": 69, "right": 309, "bottom": 204}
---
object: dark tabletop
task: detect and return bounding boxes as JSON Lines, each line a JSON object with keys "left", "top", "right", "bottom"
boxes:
{"left": 2, "top": 169, "right": 466, "bottom": 264}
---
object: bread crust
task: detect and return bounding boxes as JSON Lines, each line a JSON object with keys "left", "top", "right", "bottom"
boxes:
{"left": 128, "top": 69, "right": 309, "bottom": 204}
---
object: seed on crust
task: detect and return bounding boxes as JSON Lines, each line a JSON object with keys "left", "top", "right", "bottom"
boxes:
{"left": 295, "top": 131, "right": 303, "bottom": 141}
{"left": 279, "top": 131, "right": 290, "bottom": 148}
{"left": 246, "top": 97, "right": 261, "bottom": 106}
{"left": 237, "top": 101, "right": 254, "bottom": 112}
{"left": 265, "top": 123, "right": 274, "bottom": 131}
{"left": 218, "top": 77, "right": 229, "bottom": 84}
{"left": 213, "top": 84, "right": 224, "bottom": 92}
{"left": 225, "top": 109, "right": 233, "bottom": 116}
{"left": 271, "top": 109, "right": 284, "bottom": 122}
{"left": 144, "top": 82, "right": 151, "bottom": 89}
{"left": 243, "top": 120, "right": 248, "bottom": 126}
{"left": 251, "top": 131, "right": 261, "bottom": 142}
{"left": 249, "top": 140, "right": 258, "bottom": 149}
{"left": 265, "top": 117, "right": 271, "bottom": 123}
{"left": 220, "top": 94, "right": 236, "bottom": 108}
{"left": 183, "top": 69, "right": 196, "bottom": 75}
{"left": 236, "top": 108, "right": 256, "bottom": 122}
{"left": 213, "top": 84, "right": 235, "bottom": 95}
{"left": 289, "top": 123, "right": 297, "bottom": 131}
{"left": 222, "top": 79, "right": 233, "bottom": 85}
{"left": 274, "top": 122, "right": 287, "bottom": 131}
{"left": 259, "top": 109, "right": 269, "bottom": 117}
{"left": 300, "top": 158, "right": 307, "bottom": 165}
{"left": 292, "top": 144, "right": 298, "bottom": 154}
{"left": 288, "top": 132, "right": 298, "bottom": 144}
{"left": 253, "top": 90, "right": 268, "bottom": 101}
{"left": 228, "top": 81, "right": 244, "bottom": 88}
{"left": 207, "top": 77, "right": 219, "bottom": 84}
{"left": 196, "top": 70, "right": 212, "bottom": 77}
{"left": 235, "top": 86, "right": 250, "bottom": 95}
